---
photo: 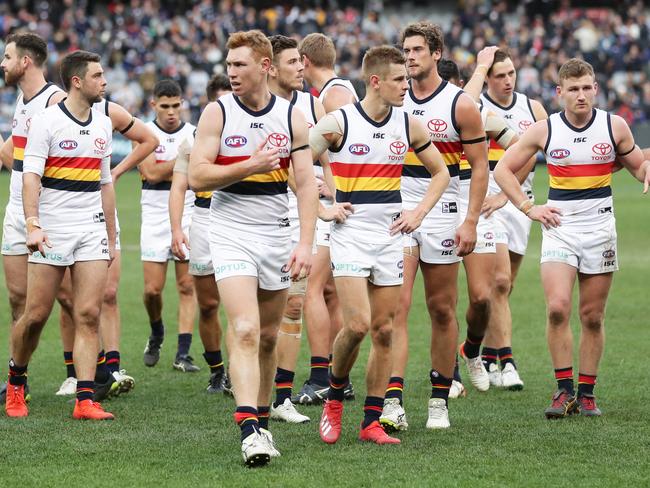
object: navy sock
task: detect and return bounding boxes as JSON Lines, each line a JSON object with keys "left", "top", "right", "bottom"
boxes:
{"left": 257, "top": 406, "right": 270, "bottom": 430}
{"left": 76, "top": 380, "right": 94, "bottom": 402}
{"left": 578, "top": 373, "right": 596, "bottom": 396}
{"left": 453, "top": 355, "right": 462, "bottom": 382}
{"left": 430, "top": 369, "right": 452, "bottom": 406}
{"left": 555, "top": 367, "right": 574, "bottom": 395}
{"left": 177, "top": 333, "right": 192, "bottom": 358}
{"left": 105, "top": 350, "right": 120, "bottom": 374}
{"left": 309, "top": 356, "right": 329, "bottom": 385}
{"left": 150, "top": 319, "right": 164, "bottom": 337}
{"left": 327, "top": 373, "right": 348, "bottom": 402}
{"left": 498, "top": 347, "right": 516, "bottom": 368}
{"left": 463, "top": 332, "right": 483, "bottom": 359}
{"left": 94, "top": 350, "right": 111, "bottom": 384}
{"left": 482, "top": 347, "right": 498, "bottom": 370}
{"left": 385, "top": 376, "right": 404, "bottom": 405}
{"left": 273, "top": 368, "right": 295, "bottom": 407}
{"left": 234, "top": 406, "right": 258, "bottom": 442}
{"left": 203, "top": 350, "right": 224, "bottom": 374}
{"left": 64, "top": 351, "right": 76, "bottom": 378}
{"left": 8, "top": 361, "right": 28, "bottom": 386}
{"left": 362, "top": 396, "right": 384, "bottom": 428}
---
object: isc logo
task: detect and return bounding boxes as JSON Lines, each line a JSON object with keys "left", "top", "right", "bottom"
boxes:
{"left": 225, "top": 135, "right": 247, "bottom": 148}
{"left": 349, "top": 143, "right": 370, "bottom": 155}
{"left": 59, "top": 140, "right": 78, "bottom": 150}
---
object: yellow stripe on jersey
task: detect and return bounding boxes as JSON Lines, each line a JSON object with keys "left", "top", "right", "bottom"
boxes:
{"left": 43, "top": 166, "right": 101, "bottom": 182}
{"left": 243, "top": 167, "right": 288, "bottom": 184}
{"left": 549, "top": 174, "right": 612, "bottom": 190}
{"left": 334, "top": 176, "right": 401, "bottom": 193}
{"left": 13, "top": 147, "right": 25, "bottom": 161}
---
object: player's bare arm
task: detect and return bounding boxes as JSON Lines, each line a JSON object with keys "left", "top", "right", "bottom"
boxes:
{"left": 22, "top": 172, "right": 50, "bottom": 255}
{"left": 136, "top": 142, "right": 175, "bottom": 184}
{"left": 109, "top": 102, "right": 159, "bottom": 181}
{"left": 101, "top": 182, "right": 117, "bottom": 265}
{"left": 169, "top": 139, "right": 191, "bottom": 260}
{"left": 463, "top": 46, "right": 499, "bottom": 101}
{"left": 494, "top": 121, "right": 561, "bottom": 228}
{"left": 189, "top": 102, "right": 280, "bottom": 191}
{"left": 322, "top": 85, "right": 356, "bottom": 113}
{"left": 286, "top": 108, "right": 318, "bottom": 280}
{"left": 0, "top": 136, "right": 11, "bottom": 170}
{"left": 391, "top": 116, "right": 450, "bottom": 235}
{"left": 457, "top": 93, "right": 488, "bottom": 256}
{"left": 610, "top": 115, "right": 650, "bottom": 193}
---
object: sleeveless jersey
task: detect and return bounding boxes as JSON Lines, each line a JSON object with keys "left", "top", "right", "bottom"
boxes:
{"left": 544, "top": 109, "right": 616, "bottom": 230}
{"left": 480, "top": 91, "right": 537, "bottom": 195}
{"left": 212, "top": 93, "right": 294, "bottom": 242}
{"left": 318, "top": 77, "right": 359, "bottom": 106}
{"left": 328, "top": 103, "right": 408, "bottom": 243}
{"left": 141, "top": 120, "right": 195, "bottom": 218}
{"left": 22, "top": 102, "right": 112, "bottom": 233}
{"left": 7, "top": 82, "right": 64, "bottom": 211}
{"left": 288, "top": 90, "right": 319, "bottom": 219}
{"left": 402, "top": 80, "right": 463, "bottom": 232}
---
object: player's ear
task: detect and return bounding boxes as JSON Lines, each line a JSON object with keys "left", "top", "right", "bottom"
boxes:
{"left": 150, "top": 98, "right": 156, "bottom": 109}
{"left": 261, "top": 56, "right": 271, "bottom": 73}
{"left": 370, "top": 74, "right": 381, "bottom": 90}
{"left": 593, "top": 81, "right": 598, "bottom": 96}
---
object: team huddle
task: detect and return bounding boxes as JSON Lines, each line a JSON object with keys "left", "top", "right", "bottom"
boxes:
{"left": 2, "top": 22, "right": 649, "bottom": 468}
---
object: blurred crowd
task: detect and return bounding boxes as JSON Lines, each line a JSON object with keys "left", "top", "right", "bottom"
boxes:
{"left": 1, "top": 0, "right": 650, "bottom": 132}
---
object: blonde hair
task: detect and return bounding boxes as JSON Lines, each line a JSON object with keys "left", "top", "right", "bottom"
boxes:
{"left": 362, "top": 46, "right": 406, "bottom": 84}
{"left": 226, "top": 30, "right": 272, "bottom": 61}
{"left": 299, "top": 33, "right": 336, "bottom": 69}
{"left": 558, "top": 58, "right": 595, "bottom": 82}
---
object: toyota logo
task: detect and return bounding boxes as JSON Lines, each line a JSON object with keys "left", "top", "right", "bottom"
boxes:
{"left": 267, "top": 133, "right": 289, "bottom": 147}
{"left": 390, "top": 140, "right": 406, "bottom": 155}
{"left": 95, "top": 138, "right": 106, "bottom": 151}
{"left": 519, "top": 120, "right": 532, "bottom": 131}
{"left": 427, "top": 119, "right": 448, "bottom": 133}
{"left": 592, "top": 143, "right": 612, "bottom": 156}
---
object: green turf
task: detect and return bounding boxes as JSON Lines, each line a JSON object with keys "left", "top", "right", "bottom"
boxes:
{"left": 1, "top": 167, "right": 648, "bottom": 487}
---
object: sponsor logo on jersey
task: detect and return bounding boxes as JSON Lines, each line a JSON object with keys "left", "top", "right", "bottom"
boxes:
{"left": 428, "top": 119, "right": 448, "bottom": 133}
{"left": 592, "top": 142, "right": 612, "bottom": 161}
{"left": 441, "top": 239, "right": 454, "bottom": 248}
{"left": 267, "top": 133, "right": 289, "bottom": 147}
{"left": 390, "top": 140, "right": 407, "bottom": 156}
{"left": 155, "top": 144, "right": 165, "bottom": 154}
{"left": 549, "top": 148, "right": 570, "bottom": 159}
{"left": 519, "top": 120, "right": 533, "bottom": 131}
{"left": 602, "top": 249, "right": 615, "bottom": 259}
{"left": 94, "top": 138, "right": 107, "bottom": 151}
{"left": 225, "top": 135, "right": 247, "bottom": 148}
{"left": 349, "top": 143, "right": 370, "bottom": 155}
{"left": 59, "top": 140, "right": 78, "bottom": 150}
{"left": 442, "top": 202, "right": 458, "bottom": 213}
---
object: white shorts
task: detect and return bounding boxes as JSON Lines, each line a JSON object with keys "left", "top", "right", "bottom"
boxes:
{"left": 458, "top": 193, "right": 496, "bottom": 255}
{"left": 330, "top": 230, "right": 403, "bottom": 286}
{"left": 141, "top": 218, "right": 190, "bottom": 263}
{"left": 115, "top": 213, "right": 121, "bottom": 252}
{"left": 29, "top": 230, "right": 109, "bottom": 266}
{"left": 189, "top": 217, "right": 213, "bottom": 276}
{"left": 316, "top": 218, "right": 331, "bottom": 247}
{"left": 492, "top": 198, "right": 533, "bottom": 255}
{"left": 541, "top": 219, "right": 618, "bottom": 274}
{"left": 403, "top": 226, "right": 462, "bottom": 264}
{"left": 209, "top": 230, "right": 291, "bottom": 291}
{"left": 2, "top": 205, "right": 28, "bottom": 256}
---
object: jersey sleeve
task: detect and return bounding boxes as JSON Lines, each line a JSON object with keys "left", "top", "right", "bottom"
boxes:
{"left": 22, "top": 110, "right": 51, "bottom": 177}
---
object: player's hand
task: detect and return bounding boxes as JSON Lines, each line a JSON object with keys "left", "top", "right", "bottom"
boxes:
{"left": 286, "top": 242, "right": 312, "bottom": 281}
{"left": 319, "top": 202, "right": 353, "bottom": 223}
{"left": 481, "top": 193, "right": 508, "bottom": 218}
{"left": 455, "top": 220, "right": 477, "bottom": 257}
{"left": 171, "top": 229, "right": 190, "bottom": 260}
{"left": 390, "top": 209, "right": 425, "bottom": 235}
{"left": 527, "top": 205, "right": 562, "bottom": 229}
{"left": 108, "top": 242, "right": 116, "bottom": 267}
{"left": 247, "top": 140, "right": 281, "bottom": 175}
{"left": 316, "top": 176, "right": 333, "bottom": 200}
{"left": 476, "top": 46, "right": 499, "bottom": 69}
{"left": 641, "top": 160, "right": 650, "bottom": 194}
{"left": 26, "top": 228, "right": 51, "bottom": 255}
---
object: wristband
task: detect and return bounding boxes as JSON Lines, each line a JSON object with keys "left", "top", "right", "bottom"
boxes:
{"left": 518, "top": 200, "right": 534, "bottom": 215}
{"left": 25, "top": 217, "right": 42, "bottom": 229}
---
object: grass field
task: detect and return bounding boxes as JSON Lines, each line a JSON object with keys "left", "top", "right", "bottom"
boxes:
{"left": 1, "top": 167, "right": 649, "bottom": 487}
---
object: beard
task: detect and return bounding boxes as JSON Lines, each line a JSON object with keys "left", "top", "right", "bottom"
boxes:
{"left": 3, "top": 66, "right": 25, "bottom": 86}
{"left": 408, "top": 65, "right": 432, "bottom": 82}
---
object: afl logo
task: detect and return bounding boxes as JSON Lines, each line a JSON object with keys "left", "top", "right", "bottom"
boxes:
{"left": 307, "top": 122, "right": 314, "bottom": 129}
{"left": 427, "top": 119, "right": 447, "bottom": 133}
{"left": 281, "top": 264, "right": 290, "bottom": 273}
{"left": 519, "top": 120, "right": 532, "bottom": 131}
{"left": 155, "top": 145, "right": 165, "bottom": 154}
{"left": 484, "top": 232, "right": 494, "bottom": 240}
{"left": 267, "top": 132, "right": 289, "bottom": 147}
{"left": 441, "top": 239, "right": 454, "bottom": 248}
{"left": 349, "top": 143, "right": 370, "bottom": 155}
{"left": 225, "top": 135, "right": 247, "bottom": 148}
{"left": 592, "top": 143, "right": 612, "bottom": 156}
{"left": 390, "top": 141, "right": 407, "bottom": 155}
{"left": 94, "top": 138, "right": 106, "bottom": 151}
{"left": 397, "top": 260, "right": 404, "bottom": 269}
{"left": 602, "top": 249, "right": 615, "bottom": 258}
{"left": 59, "top": 140, "right": 78, "bottom": 150}
{"left": 549, "top": 148, "right": 570, "bottom": 159}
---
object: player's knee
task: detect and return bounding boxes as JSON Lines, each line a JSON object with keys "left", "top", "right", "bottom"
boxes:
{"left": 7, "top": 290, "right": 26, "bottom": 321}
{"left": 76, "top": 304, "right": 102, "bottom": 327}
{"left": 493, "top": 272, "right": 512, "bottom": 297}
{"left": 21, "top": 306, "right": 50, "bottom": 331}
{"left": 426, "top": 297, "right": 456, "bottom": 328}
{"left": 176, "top": 276, "right": 195, "bottom": 298}
{"left": 259, "top": 327, "right": 278, "bottom": 353}
{"left": 198, "top": 298, "right": 219, "bottom": 321}
{"left": 103, "top": 284, "right": 118, "bottom": 307}
{"left": 370, "top": 320, "right": 393, "bottom": 348}
{"left": 56, "top": 293, "right": 74, "bottom": 315}
{"left": 231, "top": 319, "right": 259, "bottom": 349}
{"left": 579, "top": 308, "right": 604, "bottom": 333}
{"left": 143, "top": 283, "right": 163, "bottom": 301}
{"left": 284, "top": 295, "right": 304, "bottom": 322}
{"left": 346, "top": 315, "right": 370, "bottom": 342}
{"left": 547, "top": 299, "right": 571, "bottom": 327}
{"left": 469, "top": 294, "right": 491, "bottom": 319}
